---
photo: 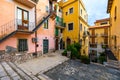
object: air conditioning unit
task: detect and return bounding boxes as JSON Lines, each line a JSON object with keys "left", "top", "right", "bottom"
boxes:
{"left": 32, "top": 38, "right": 38, "bottom": 43}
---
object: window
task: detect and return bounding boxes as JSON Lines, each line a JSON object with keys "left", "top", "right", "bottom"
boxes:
{"left": 46, "top": 6, "right": 49, "bottom": 12}
{"left": 60, "top": 29, "right": 63, "bottom": 33}
{"left": 80, "top": 39, "right": 82, "bottom": 45}
{"left": 81, "top": 9, "right": 82, "bottom": 15}
{"left": 100, "top": 22, "right": 108, "bottom": 25}
{"left": 66, "top": 12, "right": 68, "bottom": 15}
{"left": 69, "top": 8, "right": 73, "bottom": 14}
{"left": 63, "top": 23, "right": 66, "bottom": 27}
{"left": 17, "top": 7, "right": 29, "bottom": 27}
{"left": 18, "top": 39, "right": 28, "bottom": 52}
{"left": 68, "top": 23, "right": 73, "bottom": 31}
{"left": 80, "top": 24, "right": 82, "bottom": 31}
{"left": 84, "top": 27, "right": 86, "bottom": 31}
{"left": 44, "top": 20, "right": 48, "bottom": 29}
{"left": 114, "top": 6, "right": 117, "bottom": 21}
{"left": 59, "top": 9, "right": 62, "bottom": 13}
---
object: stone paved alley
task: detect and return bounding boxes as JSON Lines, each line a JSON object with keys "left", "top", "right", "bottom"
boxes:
{"left": 0, "top": 51, "right": 120, "bottom": 80}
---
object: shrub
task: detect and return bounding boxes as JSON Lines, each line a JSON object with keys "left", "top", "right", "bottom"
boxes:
{"left": 99, "top": 52, "right": 106, "bottom": 64}
{"left": 67, "top": 44, "right": 74, "bottom": 51}
{"left": 74, "top": 43, "right": 81, "bottom": 52}
{"left": 65, "top": 43, "right": 82, "bottom": 59}
{"left": 99, "top": 52, "right": 106, "bottom": 56}
{"left": 80, "top": 55, "right": 90, "bottom": 64}
{"left": 99, "top": 56, "right": 106, "bottom": 64}
{"left": 71, "top": 47, "right": 78, "bottom": 59}
{"left": 62, "top": 49, "right": 67, "bottom": 56}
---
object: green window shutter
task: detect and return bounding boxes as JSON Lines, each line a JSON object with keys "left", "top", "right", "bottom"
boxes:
{"left": 55, "top": 28, "right": 59, "bottom": 36}
{"left": 18, "top": 39, "right": 28, "bottom": 52}
{"left": 44, "top": 20, "right": 48, "bottom": 29}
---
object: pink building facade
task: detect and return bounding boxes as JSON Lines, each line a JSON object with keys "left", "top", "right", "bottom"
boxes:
{"left": 0, "top": 0, "right": 56, "bottom": 54}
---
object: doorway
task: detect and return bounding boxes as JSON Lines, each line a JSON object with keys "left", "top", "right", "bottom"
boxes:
{"left": 17, "top": 7, "right": 29, "bottom": 30}
{"left": 43, "top": 39, "right": 49, "bottom": 54}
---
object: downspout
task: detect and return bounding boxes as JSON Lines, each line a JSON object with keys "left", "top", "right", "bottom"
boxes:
{"left": 78, "top": 0, "right": 80, "bottom": 42}
{"left": 35, "top": 5, "right": 38, "bottom": 55}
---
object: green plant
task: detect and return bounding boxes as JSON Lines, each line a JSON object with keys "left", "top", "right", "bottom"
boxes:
{"left": 62, "top": 49, "right": 67, "bottom": 56}
{"left": 99, "top": 56, "right": 106, "bottom": 64}
{"left": 80, "top": 55, "right": 90, "bottom": 64}
{"left": 74, "top": 43, "right": 81, "bottom": 52}
{"left": 71, "top": 47, "right": 78, "bottom": 59}
{"left": 98, "top": 52, "right": 107, "bottom": 64}
{"left": 67, "top": 44, "right": 74, "bottom": 51}
{"left": 99, "top": 52, "right": 106, "bottom": 56}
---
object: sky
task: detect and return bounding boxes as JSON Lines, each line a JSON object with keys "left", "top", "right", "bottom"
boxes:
{"left": 82, "top": 0, "right": 109, "bottom": 26}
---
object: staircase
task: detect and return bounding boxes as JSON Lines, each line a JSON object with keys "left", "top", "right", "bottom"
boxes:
{"left": 0, "top": 13, "right": 53, "bottom": 43}
{"left": 0, "top": 61, "right": 40, "bottom": 80}
{"left": 105, "top": 60, "right": 120, "bottom": 70}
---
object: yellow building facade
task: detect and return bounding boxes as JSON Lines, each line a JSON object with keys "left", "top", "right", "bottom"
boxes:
{"left": 107, "top": 0, "right": 120, "bottom": 61}
{"left": 89, "top": 18, "right": 110, "bottom": 62}
{"left": 59, "top": 0, "right": 89, "bottom": 55}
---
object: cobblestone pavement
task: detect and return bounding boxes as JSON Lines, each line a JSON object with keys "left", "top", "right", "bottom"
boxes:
{"left": 45, "top": 60, "right": 120, "bottom": 80}
{"left": 0, "top": 51, "right": 69, "bottom": 80}
{"left": 17, "top": 51, "right": 68, "bottom": 75}
{"left": 0, "top": 62, "right": 41, "bottom": 80}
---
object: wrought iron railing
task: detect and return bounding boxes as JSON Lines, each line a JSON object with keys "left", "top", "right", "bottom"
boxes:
{"left": 0, "top": 19, "right": 35, "bottom": 39}
{"left": 0, "top": 20, "right": 16, "bottom": 39}
{"left": 16, "top": 19, "right": 35, "bottom": 31}
{"left": 89, "top": 43, "right": 97, "bottom": 48}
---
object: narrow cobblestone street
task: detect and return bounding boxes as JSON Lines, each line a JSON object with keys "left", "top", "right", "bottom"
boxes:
{"left": 45, "top": 60, "right": 120, "bottom": 80}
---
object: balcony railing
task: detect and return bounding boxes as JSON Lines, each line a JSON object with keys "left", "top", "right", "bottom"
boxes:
{"left": 89, "top": 34, "right": 98, "bottom": 38}
{"left": 0, "top": 19, "right": 35, "bottom": 39}
{"left": 56, "top": 16, "right": 65, "bottom": 28}
{"left": 101, "top": 33, "right": 108, "bottom": 37}
{"left": 89, "top": 43, "right": 97, "bottom": 48}
{"left": 0, "top": 20, "right": 16, "bottom": 39}
{"left": 16, "top": 19, "right": 35, "bottom": 31}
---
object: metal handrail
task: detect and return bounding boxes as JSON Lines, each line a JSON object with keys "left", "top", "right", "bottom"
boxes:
{"left": 0, "top": 19, "right": 16, "bottom": 39}
{"left": 0, "top": 19, "right": 36, "bottom": 39}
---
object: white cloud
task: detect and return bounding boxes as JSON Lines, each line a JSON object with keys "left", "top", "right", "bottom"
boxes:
{"left": 83, "top": 0, "right": 109, "bottom": 26}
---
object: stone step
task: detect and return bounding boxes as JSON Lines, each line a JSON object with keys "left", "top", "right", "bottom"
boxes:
{"left": 107, "top": 60, "right": 120, "bottom": 67}
{"left": 105, "top": 64, "right": 120, "bottom": 70}
{"left": 108, "top": 60, "right": 120, "bottom": 63}
{"left": 0, "top": 63, "right": 7, "bottom": 78}
{"left": 7, "top": 62, "right": 33, "bottom": 80}
{"left": 38, "top": 74, "right": 53, "bottom": 80}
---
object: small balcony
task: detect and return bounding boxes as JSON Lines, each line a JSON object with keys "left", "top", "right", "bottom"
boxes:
{"left": 101, "top": 33, "right": 108, "bottom": 37}
{"left": 16, "top": 19, "right": 35, "bottom": 31}
{"left": 0, "top": 19, "right": 35, "bottom": 41}
{"left": 89, "top": 34, "right": 97, "bottom": 38}
{"left": 14, "top": 0, "right": 38, "bottom": 8}
{"left": 89, "top": 43, "right": 97, "bottom": 48}
{"left": 56, "top": 16, "right": 65, "bottom": 29}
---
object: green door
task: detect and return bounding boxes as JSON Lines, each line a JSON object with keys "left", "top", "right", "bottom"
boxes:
{"left": 43, "top": 39, "right": 49, "bottom": 54}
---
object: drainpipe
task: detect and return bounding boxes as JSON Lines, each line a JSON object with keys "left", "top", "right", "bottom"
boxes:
{"left": 35, "top": 5, "right": 37, "bottom": 56}
{"left": 78, "top": 0, "right": 80, "bottom": 43}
